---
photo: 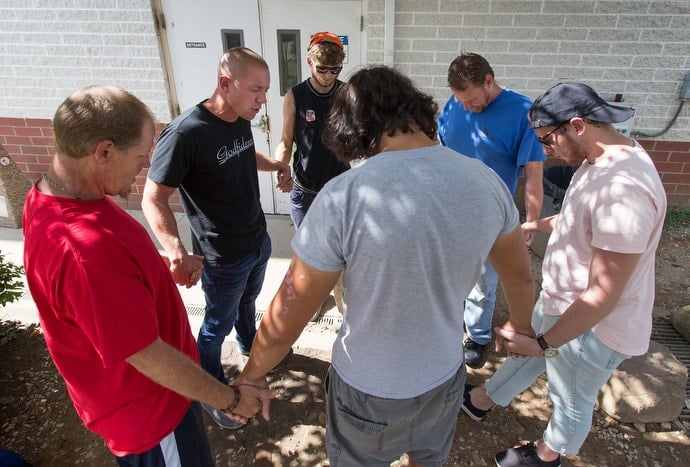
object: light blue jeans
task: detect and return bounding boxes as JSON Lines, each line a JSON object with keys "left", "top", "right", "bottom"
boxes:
{"left": 486, "top": 300, "right": 628, "bottom": 456}
{"left": 464, "top": 259, "right": 498, "bottom": 344}
{"left": 197, "top": 234, "right": 271, "bottom": 383}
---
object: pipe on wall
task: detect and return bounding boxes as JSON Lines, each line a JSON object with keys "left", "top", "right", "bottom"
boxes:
{"left": 384, "top": 0, "right": 395, "bottom": 66}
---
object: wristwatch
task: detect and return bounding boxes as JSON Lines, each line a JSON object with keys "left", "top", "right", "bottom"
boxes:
{"left": 536, "top": 334, "right": 558, "bottom": 358}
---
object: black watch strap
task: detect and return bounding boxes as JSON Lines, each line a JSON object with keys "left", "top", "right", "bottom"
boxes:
{"left": 536, "top": 334, "right": 558, "bottom": 358}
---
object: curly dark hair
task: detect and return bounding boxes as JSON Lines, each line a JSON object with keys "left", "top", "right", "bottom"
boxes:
{"left": 322, "top": 66, "right": 438, "bottom": 162}
{"left": 447, "top": 52, "right": 494, "bottom": 90}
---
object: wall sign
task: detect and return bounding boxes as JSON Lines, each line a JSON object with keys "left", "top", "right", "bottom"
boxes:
{"left": 339, "top": 35, "right": 349, "bottom": 63}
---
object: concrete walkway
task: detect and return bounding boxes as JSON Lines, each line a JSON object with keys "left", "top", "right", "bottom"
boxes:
{"left": 0, "top": 212, "right": 338, "bottom": 352}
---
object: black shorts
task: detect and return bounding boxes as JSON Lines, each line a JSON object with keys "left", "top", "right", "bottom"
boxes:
{"left": 115, "top": 402, "right": 213, "bottom": 467}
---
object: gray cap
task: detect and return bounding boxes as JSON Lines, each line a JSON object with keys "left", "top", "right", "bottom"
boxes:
{"left": 528, "top": 82, "right": 635, "bottom": 128}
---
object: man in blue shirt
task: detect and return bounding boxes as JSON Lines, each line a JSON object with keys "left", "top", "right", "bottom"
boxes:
{"left": 438, "top": 52, "right": 545, "bottom": 368}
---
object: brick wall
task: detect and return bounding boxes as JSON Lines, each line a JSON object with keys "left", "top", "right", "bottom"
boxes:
{"left": 3, "top": 116, "right": 688, "bottom": 210}
{"left": 513, "top": 139, "right": 690, "bottom": 209}
{"left": 639, "top": 139, "right": 690, "bottom": 206}
{"left": 0, "top": 118, "right": 183, "bottom": 212}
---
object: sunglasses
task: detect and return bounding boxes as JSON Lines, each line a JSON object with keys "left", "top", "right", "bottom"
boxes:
{"left": 538, "top": 122, "right": 567, "bottom": 148}
{"left": 315, "top": 65, "right": 343, "bottom": 75}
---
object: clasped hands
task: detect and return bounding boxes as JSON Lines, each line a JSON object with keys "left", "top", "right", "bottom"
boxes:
{"left": 494, "top": 321, "right": 541, "bottom": 359}
{"left": 275, "top": 165, "right": 293, "bottom": 193}
{"left": 222, "top": 377, "right": 274, "bottom": 425}
{"left": 165, "top": 253, "right": 204, "bottom": 289}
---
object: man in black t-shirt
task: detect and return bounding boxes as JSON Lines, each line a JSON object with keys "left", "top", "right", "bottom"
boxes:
{"left": 143, "top": 47, "right": 290, "bottom": 430}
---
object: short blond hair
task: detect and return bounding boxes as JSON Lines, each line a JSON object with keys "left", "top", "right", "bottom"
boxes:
{"left": 218, "top": 47, "right": 269, "bottom": 79}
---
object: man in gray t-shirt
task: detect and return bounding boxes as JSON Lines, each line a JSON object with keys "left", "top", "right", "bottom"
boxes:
{"left": 237, "top": 66, "right": 536, "bottom": 466}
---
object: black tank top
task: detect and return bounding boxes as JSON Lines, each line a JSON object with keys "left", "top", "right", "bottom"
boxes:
{"left": 291, "top": 79, "right": 349, "bottom": 193}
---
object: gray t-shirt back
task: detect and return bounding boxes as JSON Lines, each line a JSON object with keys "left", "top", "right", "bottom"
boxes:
{"left": 291, "top": 144, "right": 519, "bottom": 398}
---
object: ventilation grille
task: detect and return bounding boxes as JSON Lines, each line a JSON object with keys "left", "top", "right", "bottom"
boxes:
{"left": 185, "top": 304, "right": 205, "bottom": 316}
{"left": 185, "top": 304, "right": 343, "bottom": 327}
{"left": 650, "top": 317, "right": 690, "bottom": 421}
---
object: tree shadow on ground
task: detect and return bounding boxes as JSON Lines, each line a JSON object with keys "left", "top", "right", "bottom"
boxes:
{"left": 208, "top": 347, "right": 332, "bottom": 466}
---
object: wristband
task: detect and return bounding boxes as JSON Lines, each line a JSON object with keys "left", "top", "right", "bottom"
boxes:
{"left": 224, "top": 384, "right": 240, "bottom": 412}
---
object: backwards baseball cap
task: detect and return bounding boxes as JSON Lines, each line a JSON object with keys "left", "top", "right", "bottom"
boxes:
{"left": 308, "top": 31, "right": 344, "bottom": 50}
{"left": 528, "top": 82, "right": 635, "bottom": 128}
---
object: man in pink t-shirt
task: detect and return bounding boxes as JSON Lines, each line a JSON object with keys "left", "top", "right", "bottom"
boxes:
{"left": 23, "top": 86, "right": 272, "bottom": 466}
{"left": 463, "top": 82, "right": 667, "bottom": 467}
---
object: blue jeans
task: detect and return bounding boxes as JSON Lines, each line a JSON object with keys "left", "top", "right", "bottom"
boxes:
{"left": 486, "top": 300, "right": 628, "bottom": 456}
{"left": 290, "top": 184, "right": 317, "bottom": 228}
{"left": 463, "top": 259, "right": 498, "bottom": 344}
{"left": 197, "top": 234, "right": 271, "bottom": 383}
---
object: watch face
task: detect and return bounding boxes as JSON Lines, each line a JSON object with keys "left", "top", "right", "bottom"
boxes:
{"left": 543, "top": 348, "right": 558, "bottom": 358}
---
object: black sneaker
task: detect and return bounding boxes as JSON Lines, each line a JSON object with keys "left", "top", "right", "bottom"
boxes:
{"left": 463, "top": 338, "right": 487, "bottom": 368}
{"left": 461, "top": 384, "right": 490, "bottom": 421}
{"left": 495, "top": 442, "right": 561, "bottom": 467}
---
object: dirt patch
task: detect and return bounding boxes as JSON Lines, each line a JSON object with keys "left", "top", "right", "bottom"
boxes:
{"left": 1, "top": 228, "right": 688, "bottom": 466}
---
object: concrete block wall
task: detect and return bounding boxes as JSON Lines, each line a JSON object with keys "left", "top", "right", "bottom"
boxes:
{"left": 366, "top": 0, "right": 690, "bottom": 139}
{"left": 366, "top": 0, "right": 690, "bottom": 205}
{"left": 0, "top": 0, "right": 171, "bottom": 123}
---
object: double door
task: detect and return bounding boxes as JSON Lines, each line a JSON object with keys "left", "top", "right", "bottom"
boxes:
{"left": 158, "top": 0, "right": 363, "bottom": 214}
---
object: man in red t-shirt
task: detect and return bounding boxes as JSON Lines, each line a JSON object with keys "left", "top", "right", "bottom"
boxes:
{"left": 23, "top": 86, "right": 272, "bottom": 466}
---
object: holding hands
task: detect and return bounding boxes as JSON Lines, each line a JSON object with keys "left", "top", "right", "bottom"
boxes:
{"left": 165, "top": 252, "right": 204, "bottom": 288}
{"left": 224, "top": 377, "right": 273, "bottom": 425}
{"left": 494, "top": 320, "right": 539, "bottom": 358}
{"left": 275, "top": 162, "right": 293, "bottom": 193}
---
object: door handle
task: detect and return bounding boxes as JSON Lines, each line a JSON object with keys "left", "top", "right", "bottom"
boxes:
{"left": 253, "top": 114, "right": 270, "bottom": 134}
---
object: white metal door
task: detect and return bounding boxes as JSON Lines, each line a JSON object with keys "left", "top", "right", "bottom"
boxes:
{"left": 158, "top": 0, "right": 362, "bottom": 214}
{"left": 259, "top": 0, "right": 363, "bottom": 214}
{"left": 158, "top": 0, "right": 276, "bottom": 214}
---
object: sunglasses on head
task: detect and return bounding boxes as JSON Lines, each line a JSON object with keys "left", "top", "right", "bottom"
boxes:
{"left": 315, "top": 65, "right": 343, "bottom": 75}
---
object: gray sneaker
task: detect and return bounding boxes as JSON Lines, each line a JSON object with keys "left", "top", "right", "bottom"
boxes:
{"left": 200, "top": 402, "right": 246, "bottom": 430}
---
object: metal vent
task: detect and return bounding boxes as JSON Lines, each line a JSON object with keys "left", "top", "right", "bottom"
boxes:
{"left": 185, "top": 304, "right": 206, "bottom": 317}
{"left": 185, "top": 305, "right": 343, "bottom": 327}
{"left": 651, "top": 318, "right": 690, "bottom": 421}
